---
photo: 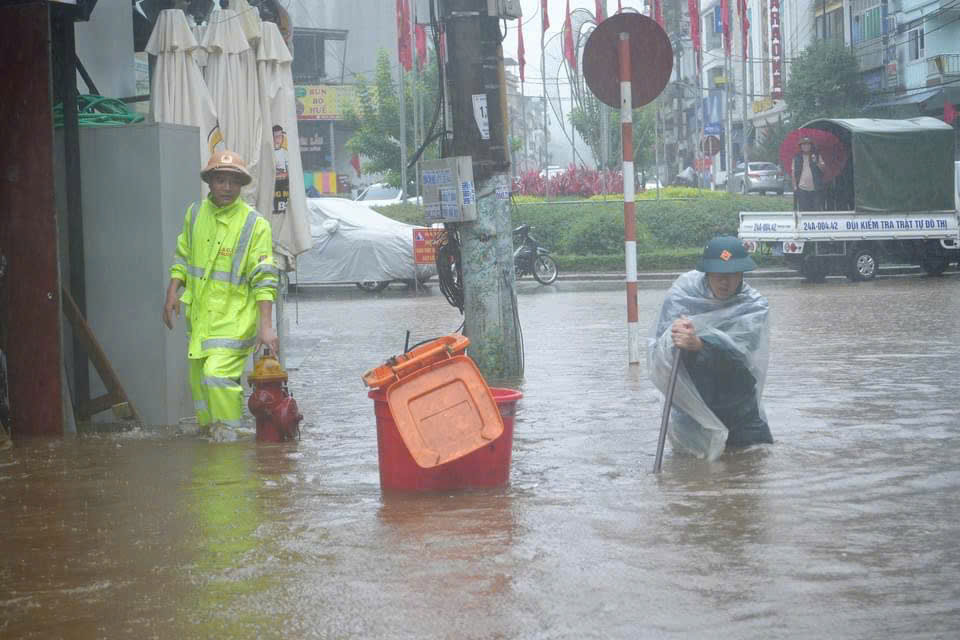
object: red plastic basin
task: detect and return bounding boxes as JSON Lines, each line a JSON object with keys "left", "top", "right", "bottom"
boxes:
{"left": 369, "top": 387, "right": 522, "bottom": 491}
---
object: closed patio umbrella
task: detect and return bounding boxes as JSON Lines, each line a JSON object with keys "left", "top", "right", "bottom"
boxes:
{"left": 202, "top": 7, "right": 264, "bottom": 205}
{"left": 145, "top": 8, "right": 223, "bottom": 172}
{"left": 256, "top": 21, "right": 312, "bottom": 270}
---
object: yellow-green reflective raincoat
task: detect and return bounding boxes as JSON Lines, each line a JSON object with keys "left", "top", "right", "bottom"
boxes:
{"left": 169, "top": 197, "right": 278, "bottom": 359}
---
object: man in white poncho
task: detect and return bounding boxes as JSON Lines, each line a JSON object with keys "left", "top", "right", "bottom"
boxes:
{"left": 649, "top": 236, "right": 773, "bottom": 460}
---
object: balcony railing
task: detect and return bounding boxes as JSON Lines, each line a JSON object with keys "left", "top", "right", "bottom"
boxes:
{"left": 927, "top": 53, "right": 960, "bottom": 83}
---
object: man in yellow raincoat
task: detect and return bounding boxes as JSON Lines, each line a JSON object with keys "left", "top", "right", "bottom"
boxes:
{"left": 163, "top": 150, "right": 279, "bottom": 439}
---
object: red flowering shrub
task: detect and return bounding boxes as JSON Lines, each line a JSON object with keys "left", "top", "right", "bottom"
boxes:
{"left": 513, "top": 167, "right": 624, "bottom": 198}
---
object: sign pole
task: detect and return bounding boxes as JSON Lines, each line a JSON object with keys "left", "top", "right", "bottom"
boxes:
{"left": 582, "top": 13, "right": 673, "bottom": 365}
{"left": 619, "top": 32, "right": 640, "bottom": 364}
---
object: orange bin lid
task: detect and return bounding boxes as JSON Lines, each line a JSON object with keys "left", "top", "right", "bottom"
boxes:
{"left": 362, "top": 334, "right": 470, "bottom": 389}
{"left": 386, "top": 356, "right": 504, "bottom": 469}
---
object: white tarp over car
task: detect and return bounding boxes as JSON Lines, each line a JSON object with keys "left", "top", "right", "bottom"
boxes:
{"left": 298, "top": 199, "right": 436, "bottom": 284}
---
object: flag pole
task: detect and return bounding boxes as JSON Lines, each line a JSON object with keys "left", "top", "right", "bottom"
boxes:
{"left": 542, "top": 16, "right": 550, "bottom": 199}
{"left": 398, "top": 2, "right": 408, "bottom": 199}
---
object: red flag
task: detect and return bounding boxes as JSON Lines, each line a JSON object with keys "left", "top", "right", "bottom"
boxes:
{"left": 396, "top": 0, "right": 412, "bottom": 71}
{"left": 721, "top": 0, "right": 731, "bottom": 57}
{"left": 563, "top": 0, "right": 576, "bottom": 70}
{"left": 688, "top": 0, "right": 702, "bottom": 70}
{"left": 415, "top": 23, "right": 427, "bottom": 70}
{"left": 618, "top": 0, "right": 622, "bottom": 13}
{"left": 518, "top": 20, "right": 526, "bottom": 85}
{"left": 945, "top": 98, "right": 957, "bottom": 124}
{"left": 595, "top": 0, "right": 605, "bottom": 21}
{"left": 652, "top": 0, "right": 663, "bottom": 27}
{"left": 541, "top": 0, "right": 549, "bottom": 34}
{"left": 738, "top": 0, "right": 750, "bottom": 59}
{"left": 350, "top": 153, "right": 361, "bottom": 176}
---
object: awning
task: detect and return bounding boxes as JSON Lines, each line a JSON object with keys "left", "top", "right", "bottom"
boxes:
{"left": 864, "top": 85, "right": 960, "bottom": 111}
{"left": 864, "top": 87, "right": 941, "bottom": 110}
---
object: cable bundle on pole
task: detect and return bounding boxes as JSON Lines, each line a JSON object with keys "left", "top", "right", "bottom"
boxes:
{"left": 434, "top": 226, "right": 464, "bottom": 313}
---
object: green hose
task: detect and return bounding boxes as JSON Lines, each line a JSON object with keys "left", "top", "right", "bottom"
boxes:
{"left": 53, "top": 94, "right": 145, "bottom": 128}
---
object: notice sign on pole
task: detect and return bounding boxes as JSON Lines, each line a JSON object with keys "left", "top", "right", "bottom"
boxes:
{"left": 413, "top": 228, "right": 442, "bottom": 265}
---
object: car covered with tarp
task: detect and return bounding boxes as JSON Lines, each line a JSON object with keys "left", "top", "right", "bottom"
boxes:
{"left": 296, "top": 198, "right": 436, "bottom": 291}
{"left": 740, "top": 117, "right": 959, "bottom": 281}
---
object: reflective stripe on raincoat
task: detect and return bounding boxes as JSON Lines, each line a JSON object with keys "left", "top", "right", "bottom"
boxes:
{"left": 169, "top": 197, "right": 278, "bottom": 359}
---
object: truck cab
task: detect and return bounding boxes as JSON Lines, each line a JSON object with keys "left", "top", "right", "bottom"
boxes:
{"left": 739, "top": 118, "right": 959, "bottom": 281}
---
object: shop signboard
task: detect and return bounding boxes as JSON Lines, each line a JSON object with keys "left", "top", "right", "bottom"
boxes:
{"left": 295, "top": 84, "right": 357, "bottom": 121}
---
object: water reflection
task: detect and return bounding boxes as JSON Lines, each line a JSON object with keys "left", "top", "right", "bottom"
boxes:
{"left": 2, "top": 277, "right": 960, "bottom": 637}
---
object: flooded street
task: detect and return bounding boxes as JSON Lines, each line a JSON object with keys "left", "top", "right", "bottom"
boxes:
{"left": 3, "top": 274, "right": 960, "bottom": 638}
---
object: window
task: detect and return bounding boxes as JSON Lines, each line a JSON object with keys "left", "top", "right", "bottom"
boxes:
{"left": 908, "top": 28, "right": 924, "bottom": 61}
{"left": 852, "top": 2, "right": 882, "bottom": 44}
{"left": 292, "top": 29, "right": 326, "bottom": 83}
{"left": 291, "top": 28, "right": 348, "bottom": 84}
{"left": 703, "top": 8, "right": 722, "bottom": 51}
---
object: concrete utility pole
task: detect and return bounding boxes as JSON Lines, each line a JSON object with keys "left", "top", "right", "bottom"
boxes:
{"left": 443, "top": 0, "right": 522, "bottom": 380}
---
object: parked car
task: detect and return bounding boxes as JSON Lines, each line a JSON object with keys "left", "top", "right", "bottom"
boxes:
{"left": 297, "top": 198, "right": 435, "bottom": 291}
{"left": 731, "top": 161, "right": 787, "bottom": 195}
{"left": 354, "top": 182, "right": 422, "bottom": 207}
{"left": 538, "top": 165, "right": 563, "bottom": 179}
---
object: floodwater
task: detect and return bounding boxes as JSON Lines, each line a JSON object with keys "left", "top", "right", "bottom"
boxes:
{"left": 2, "top": 274, "right": 959, "bottom": 639}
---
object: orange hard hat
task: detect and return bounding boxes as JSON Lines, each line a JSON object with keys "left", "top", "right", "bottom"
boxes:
{"left": 201, "top": 150, "right": 253, "bottom": 185}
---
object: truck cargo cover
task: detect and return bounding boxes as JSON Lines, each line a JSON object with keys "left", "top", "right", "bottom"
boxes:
{"left": 801, "top": 117, "right": 955, "bottom": 212}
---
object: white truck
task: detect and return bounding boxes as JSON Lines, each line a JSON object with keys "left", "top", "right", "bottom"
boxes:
{"left": 738, "top": 118, "right": 960, "bottom": 281}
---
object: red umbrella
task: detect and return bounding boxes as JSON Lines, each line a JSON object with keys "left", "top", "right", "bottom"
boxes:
{"left": 779, "top": 127, "right": 848, "bottom": 183}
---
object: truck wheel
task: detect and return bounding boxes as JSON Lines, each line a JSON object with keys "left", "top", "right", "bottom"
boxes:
{"left": 801, "top": 256, "right": 827, "bottom": 282}
{"left": 920, "top": 243, "right": 949, "bottom": 276}
{"left": 848, "top": 248, "right": 879, "bottom": 281}
{"left": 920, "top": 254, "right": 948, "bottom": 276}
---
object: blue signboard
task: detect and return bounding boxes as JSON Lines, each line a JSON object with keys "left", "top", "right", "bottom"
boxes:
{"left": 703, "top": 89, "right": 725, "bottom": 135}
{"left": 714, "top": 6, "right": 723, "bottom": 33}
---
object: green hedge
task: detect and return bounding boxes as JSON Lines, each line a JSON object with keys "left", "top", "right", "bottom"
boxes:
{"left": 554, "top": 251, "right": 786, "bottom": 273}
{"left": 373, "top": 192, "right": 792, "bottom": 259}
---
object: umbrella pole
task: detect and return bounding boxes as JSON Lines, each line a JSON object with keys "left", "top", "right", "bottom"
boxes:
{"left": 653, "top": 348, "right": 681, "bottom": 474}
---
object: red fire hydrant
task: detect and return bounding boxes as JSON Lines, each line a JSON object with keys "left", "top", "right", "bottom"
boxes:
{"left": 248, "top": 350, "right": 303, "bottom": 442}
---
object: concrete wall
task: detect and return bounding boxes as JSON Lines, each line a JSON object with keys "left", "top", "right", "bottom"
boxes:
{"left": 57, "top": 123, "right": 202, "bottom": 426}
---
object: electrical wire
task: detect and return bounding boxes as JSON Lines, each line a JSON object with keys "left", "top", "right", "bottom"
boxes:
{"left": 434, "top": 226, "right": 465, "bottom": 314}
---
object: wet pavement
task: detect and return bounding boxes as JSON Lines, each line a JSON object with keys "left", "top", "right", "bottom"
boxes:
{"left": 2, "top": 273, "right": 960, "bottom": 638}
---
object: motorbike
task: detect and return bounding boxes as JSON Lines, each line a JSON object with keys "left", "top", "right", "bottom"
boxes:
{"left": 513, "top": 224, "right": 558, "bottom": 285}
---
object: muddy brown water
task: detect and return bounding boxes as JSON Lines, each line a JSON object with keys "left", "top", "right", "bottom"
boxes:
{"left": 2, "top": 275, "right": 959, "bottom": 638}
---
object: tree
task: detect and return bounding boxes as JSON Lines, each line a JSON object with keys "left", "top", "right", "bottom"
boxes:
{"left": 569, "top": 93, "right": 656, "bottom": 173}
{"left": 754, "top": 118, "right": 792, "bottom": 165}
{"left": 343, "top": 50, "right": 440, "bottom": 190}
{"left": 785, "top": 39, "right": 869, "bottom": 127}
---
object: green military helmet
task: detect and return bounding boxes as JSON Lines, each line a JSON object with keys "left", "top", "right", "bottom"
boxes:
{"left": 696, "top": 235, "right": 757, "bottom": 273}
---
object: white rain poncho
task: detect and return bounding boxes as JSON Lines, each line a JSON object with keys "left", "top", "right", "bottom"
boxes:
{"left": 648, "top": 270, "right": 771, "bottom": 460}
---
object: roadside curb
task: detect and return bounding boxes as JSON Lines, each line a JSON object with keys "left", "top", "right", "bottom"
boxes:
{"left": 556, "top": 265, "right": 950, "bottom": 282}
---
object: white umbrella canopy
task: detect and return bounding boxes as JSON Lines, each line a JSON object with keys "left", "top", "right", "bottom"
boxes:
{"left": 256, "top": 21, "right": 312, "bottom": 270}
{"left": 145, "top": 9, "right": 223, "bottom": 172}
{"left": 202, "top": 8, "right": 264, "bottom": 205}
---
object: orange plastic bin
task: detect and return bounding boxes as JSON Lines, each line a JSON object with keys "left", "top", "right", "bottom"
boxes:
{"left": 369, "top": 387, "right": 522, "bottom": 491}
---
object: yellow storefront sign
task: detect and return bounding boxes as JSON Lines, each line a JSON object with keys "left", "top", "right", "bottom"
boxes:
{"left": 295, "top": 85, "right": 357, "bottom": 121}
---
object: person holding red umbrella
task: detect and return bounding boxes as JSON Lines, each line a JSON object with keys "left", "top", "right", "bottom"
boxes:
{"left": 792, "top": 137, "right": 827, "bottom": 211}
